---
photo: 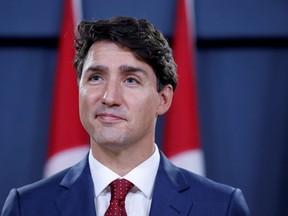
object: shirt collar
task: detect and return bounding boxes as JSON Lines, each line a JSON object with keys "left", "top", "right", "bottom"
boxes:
{"left": 89, "top": 144, "right": 160, "bottom": 199}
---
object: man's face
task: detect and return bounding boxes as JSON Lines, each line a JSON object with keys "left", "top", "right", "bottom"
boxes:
{"left": 79, "top": 41, "right": 172, "bottom": 151}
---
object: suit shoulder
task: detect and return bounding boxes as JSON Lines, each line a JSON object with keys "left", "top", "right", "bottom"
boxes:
{"left": 1, "top": 168, "right": 71, "bottom": 216}
{"left": 17, "top": 168, "right": 69, "bottom": 197}
{"left": 173, "top": 168, "right": 250, "bottom": 214}
{"left": 159, "top": 152, "right": 239, "bottom": 200}
{"left": 179, "top": 168, "right": 238, "bottom": 200}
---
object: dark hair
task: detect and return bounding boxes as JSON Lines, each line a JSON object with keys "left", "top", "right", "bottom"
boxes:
{"left": 74, "top": 16, "right": 177, "bottom": 91}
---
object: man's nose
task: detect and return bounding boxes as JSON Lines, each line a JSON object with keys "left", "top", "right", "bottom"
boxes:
{"left": 101, "top": 80, "right": 122, "bottom": 107}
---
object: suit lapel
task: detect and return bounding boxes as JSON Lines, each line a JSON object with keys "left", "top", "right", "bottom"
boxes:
{"left": 149, "top": 152, "right": 194, "bottom": 216}
{"left": 55, "top": 156, "right": 96, "bottom": 216}
{"left": 53, "top": 152, "right": 194, "bottom": 216}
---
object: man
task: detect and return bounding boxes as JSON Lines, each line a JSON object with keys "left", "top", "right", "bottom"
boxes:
{"left": 1, "top": 16, "right": 250, "bottom": 216}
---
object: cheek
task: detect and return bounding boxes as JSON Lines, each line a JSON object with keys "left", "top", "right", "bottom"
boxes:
{"left": 131, "top": 93, "right": 159, "bottom": 118}
{"left": 79, "top": 97, "right": 88, "bottom": 125}
{"left": 79, "top": 88, "right": 95, "bottom": 118}
{"left": 79, "top": 87, "right": 99, "bottom": 105}
{"left": 79, "top": 89, "right": 87, "bottom": 111}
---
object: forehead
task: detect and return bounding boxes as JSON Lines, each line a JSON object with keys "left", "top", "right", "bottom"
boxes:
{"left": 84, "top": 41, "right": 148, "bottom": 68}
{"left": 81, "top": 41, "right": 157, "bottom": 84}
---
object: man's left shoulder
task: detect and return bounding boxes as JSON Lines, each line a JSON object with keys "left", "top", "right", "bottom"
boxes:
{"left": 178, "top": 168, "right": 250, "bottom": 214}
{"left": 179, "top": 168, "right": 241, "bottom": 200}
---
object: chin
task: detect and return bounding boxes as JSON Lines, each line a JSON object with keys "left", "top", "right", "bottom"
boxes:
{"left": 93, "top": 136, "right": 126, "bottom": 147}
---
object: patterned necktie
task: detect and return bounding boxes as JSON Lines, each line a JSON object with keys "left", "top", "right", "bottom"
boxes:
{"left": 104, "top": 178, "right": 134, "bottom": 216}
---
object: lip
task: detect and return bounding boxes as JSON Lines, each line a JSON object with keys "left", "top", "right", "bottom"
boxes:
{"left": 96, "top": 112, "right": 126, "bottom": 122}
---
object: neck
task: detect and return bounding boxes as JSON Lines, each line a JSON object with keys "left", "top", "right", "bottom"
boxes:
{"left": 91, "top": 141, "right": 155, "bottom": 176}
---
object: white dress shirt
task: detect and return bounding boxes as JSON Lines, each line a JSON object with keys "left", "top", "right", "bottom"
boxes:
{"left": 88, "top": 144, "right": 160, "bottom": 216}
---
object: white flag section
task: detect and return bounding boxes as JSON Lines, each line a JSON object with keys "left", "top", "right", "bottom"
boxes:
{"left": 170, "top": 150, "right": 205, "bottom": 176}
{"left": 44, "top": 146, "right": 89, "bottom": 177}
{"left": 44, "top": 0, "right": 89, "bottom": 178}
{"left": 163, "top": 0, "right": 205, "bottom": 176}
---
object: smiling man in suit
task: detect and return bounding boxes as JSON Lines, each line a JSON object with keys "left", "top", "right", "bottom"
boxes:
{"left": 1, "top": 16, "right": 250, "bottom": 216}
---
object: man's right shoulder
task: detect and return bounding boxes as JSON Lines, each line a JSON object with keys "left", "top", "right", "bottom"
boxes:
{"left": 17, "top": 167, "right": 70, "bottom": 196}
{"left": 2, "top": 156, "right": 92, "bottom": 216}
{"left": 1, "top": 168, "right": 71, "bottom": 216}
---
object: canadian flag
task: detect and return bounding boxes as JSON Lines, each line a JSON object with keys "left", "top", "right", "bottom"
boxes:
{"left": 44, "top": 0, "right": 89, "bottom": 177}
{"left": 163, "top": 0, "right": 205, "bottom": 175}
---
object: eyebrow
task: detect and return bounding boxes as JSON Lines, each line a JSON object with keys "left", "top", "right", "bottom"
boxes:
{"left": 84, "top": 65, "right": 148, "bottom": 76}
{"left": 119, "top": 65, "right": 148, "bottom": 76}
{"left": 84, "top": 65, "right": 108, "bottom": 74}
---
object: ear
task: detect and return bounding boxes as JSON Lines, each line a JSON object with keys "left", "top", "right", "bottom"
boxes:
{"left": 156, "top": 84, "right": 174, "bottom": 116}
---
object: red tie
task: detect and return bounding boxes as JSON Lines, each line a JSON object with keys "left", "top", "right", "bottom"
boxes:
{"left": 104, "top": 179, "right": 134, "bottom": 216}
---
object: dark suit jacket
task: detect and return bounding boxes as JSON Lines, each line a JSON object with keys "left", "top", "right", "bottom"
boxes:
{"left": 1, "top": 152, "right": 250, "bottom": 216}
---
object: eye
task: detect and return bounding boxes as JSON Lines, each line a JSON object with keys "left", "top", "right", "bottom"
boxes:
{"left": 88, "top": 74, "right": 103, "bottom": 82}
{"left": 124, "top": 77, "right": 140, "bottom": 85}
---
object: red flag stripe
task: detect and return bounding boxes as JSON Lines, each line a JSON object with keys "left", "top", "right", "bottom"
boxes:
{"left": 163, "top": 0, "right": 204, "bottom": 174}
{"left": 44, "top": 0, "right": 89, "bottom": 176}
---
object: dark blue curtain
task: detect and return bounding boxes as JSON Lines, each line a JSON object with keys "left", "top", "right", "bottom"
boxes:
{"left": 1, "top": 0, "right": 288, "bottom": 215}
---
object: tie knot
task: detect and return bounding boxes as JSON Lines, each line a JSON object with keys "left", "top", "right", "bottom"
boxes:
{"left": 109, "top": 179, "right": 134, "bottom": 201}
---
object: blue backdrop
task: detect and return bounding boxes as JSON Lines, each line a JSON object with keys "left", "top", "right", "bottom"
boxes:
{"left": 1, "top": 0, "right": 288, "bottom": 215}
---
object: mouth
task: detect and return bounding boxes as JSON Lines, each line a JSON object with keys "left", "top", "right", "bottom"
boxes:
{"left": 96, "top": 112, "right": 126, "bottom": 122}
